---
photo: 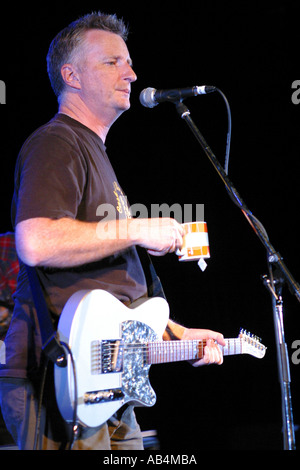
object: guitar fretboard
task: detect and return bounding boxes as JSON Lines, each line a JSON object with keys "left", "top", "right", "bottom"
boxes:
{"left": 147, "top": 338, "right": 244, "bottom": 365}
{"left": 147, "top": 340, "right": 204, "bottom": 364}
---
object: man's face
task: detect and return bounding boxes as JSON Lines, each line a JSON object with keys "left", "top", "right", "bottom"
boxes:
{"left": 74, "top": 29, "right": 137, "bottom": 123}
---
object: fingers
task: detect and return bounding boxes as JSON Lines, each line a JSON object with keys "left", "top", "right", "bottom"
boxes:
{"left": 166, "top": 222, "right": 184, "bottom": 254}
{"left": 205, "top": 330, "right": 226, "bottom": 347}
{"left": 183, "top": 328, "right": 225, "bottom": 346}
{"left": 162, "top": 219, "right": 184, "bottom": 253}
{"left": 192, "top": 340, "right": 223, "bottom": 367}
{"left": 142, "top": 218, "right": 184, "bottom": 256}
{"left": 203, "top": 339, "right": 223, "bottom": 365}
{"left": 182, "top": 329, "right": 224, "bottom": 367}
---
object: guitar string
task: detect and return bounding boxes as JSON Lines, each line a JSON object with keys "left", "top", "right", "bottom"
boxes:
{"left": 98, "top": 339, "right": 248, "bottom": 349}
{"left": 97, "top": 339, "right": 252, "bottom": 355}
{"left": 94, "top": 339, "right": 263, "bottom": 354}
{"left": 98, "top": 342, "right": 208, "bottom": 361}
{"left": 99, "top": 340, "right": 208, "bottom": 350}
{"left": 97, "top": 342, "right": 264, "bottom": 357}
{"left": 98, "top": 339, "right": 248, "bottom": 350}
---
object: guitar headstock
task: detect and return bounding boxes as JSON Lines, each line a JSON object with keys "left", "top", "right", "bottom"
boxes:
{"left": 239, "top": 328, "right": 267, "bottom": 359}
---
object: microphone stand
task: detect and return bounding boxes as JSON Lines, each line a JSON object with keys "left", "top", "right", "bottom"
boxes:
{"left": 175, "top": 100, "right": 297, "bottom": 450}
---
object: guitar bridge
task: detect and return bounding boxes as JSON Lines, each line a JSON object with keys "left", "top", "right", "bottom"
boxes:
{"left": 91, "top": 339, "right": 124, "bottom": 374}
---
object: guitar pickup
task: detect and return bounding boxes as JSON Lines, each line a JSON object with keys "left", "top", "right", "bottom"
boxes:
{"left": 84, "top": 388, "right": 124, "bottom": 404}
{"left": 91, "top": 340, "right": 124, "bottom": 374}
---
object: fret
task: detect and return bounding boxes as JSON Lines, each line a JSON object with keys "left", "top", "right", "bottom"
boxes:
{"left": 147, "top": 339, "right": 205, "bottom": 364}
{"left": 222, "top": 338, "right": 243, "bottom": 356}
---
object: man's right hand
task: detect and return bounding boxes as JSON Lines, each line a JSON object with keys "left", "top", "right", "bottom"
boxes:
{"left": 129, "top": 217, "right": 184, "bottom": 256}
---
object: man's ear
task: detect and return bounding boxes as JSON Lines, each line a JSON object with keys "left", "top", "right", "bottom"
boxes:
{"left": 60, "top": 63, "right": 81, "bottom": 90}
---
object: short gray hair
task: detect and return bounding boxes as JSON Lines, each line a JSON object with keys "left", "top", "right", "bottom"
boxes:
{"left": 46, "top": 12, "right": 129, "bottom": 100}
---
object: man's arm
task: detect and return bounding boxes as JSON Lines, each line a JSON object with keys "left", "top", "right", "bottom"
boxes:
{"left": 15, "top": 216, "right": 184, "bottom": 267}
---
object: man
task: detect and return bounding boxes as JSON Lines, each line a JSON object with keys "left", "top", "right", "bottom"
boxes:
{"left": 0, "top": 12, "right": 225, "bottom": 450}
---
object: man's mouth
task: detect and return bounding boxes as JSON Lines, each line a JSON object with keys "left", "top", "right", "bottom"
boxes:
{"left": 117, "top": 89, "right": 130, "bottom": 96}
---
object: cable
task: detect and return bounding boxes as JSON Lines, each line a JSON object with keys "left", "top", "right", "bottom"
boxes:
{"left": 215, "top": 87, "right": 232, "bottom": 175}
{"left": 214, "top": 88, "right": 270, "bottom": 241}
{"left": 60, "top": 341, "right": 79, "bottom": 450}
{"left": 32, "top": 343, "right": 78, "bottom": 450}
{"left": 33, "top": 359, "right": 49, "bottom": 450}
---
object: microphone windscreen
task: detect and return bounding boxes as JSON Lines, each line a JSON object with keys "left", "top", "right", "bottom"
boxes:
{"left": 139, "top": 88, "right": 157, "bottom": 108}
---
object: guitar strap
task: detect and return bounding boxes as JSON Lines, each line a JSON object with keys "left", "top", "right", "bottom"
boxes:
{"left": 25, "top": 264, "right": 67, "bottom": 367}
{"left": 136, "top": 247, "right": 166, "bottom": 300}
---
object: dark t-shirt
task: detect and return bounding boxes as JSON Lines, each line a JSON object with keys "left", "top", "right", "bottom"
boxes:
{"left": 1, "top": 114, "right": 148, "bottom": 378}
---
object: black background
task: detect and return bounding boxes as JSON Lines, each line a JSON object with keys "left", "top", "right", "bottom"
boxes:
{"left": 1, "top": 0, "right": 300, "bottom": 451}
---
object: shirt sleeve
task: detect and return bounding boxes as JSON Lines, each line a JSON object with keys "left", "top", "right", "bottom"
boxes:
{"left": 14, "top": 130, "right": 87, "bottom": 225}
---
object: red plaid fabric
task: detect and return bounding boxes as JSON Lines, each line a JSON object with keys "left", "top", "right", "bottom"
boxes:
{"left": 0, "top": 233, "right": 19, "bottom": 336}
{"left": 0, "top": 232, "right": 19, "bottom": 302}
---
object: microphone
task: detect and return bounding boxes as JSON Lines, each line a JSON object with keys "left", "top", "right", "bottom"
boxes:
{"left": 139, "top": 85, "right": 216, "bottom": 108}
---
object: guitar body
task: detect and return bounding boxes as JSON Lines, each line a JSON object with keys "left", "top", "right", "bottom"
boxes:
{"left": 54, "top": 289, "right": 170, "bottom": 428}
{"left": 55, "top": 289, "right": 266, "bottom": 428}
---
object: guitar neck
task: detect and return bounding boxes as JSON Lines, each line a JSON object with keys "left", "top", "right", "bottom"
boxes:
{"left": 147, "top": 338, "right": 243, "bottom": 365}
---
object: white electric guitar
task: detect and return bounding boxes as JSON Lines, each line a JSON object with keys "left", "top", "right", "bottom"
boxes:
{"left": 54, "top": 289, "right": 266, "bottom": 428}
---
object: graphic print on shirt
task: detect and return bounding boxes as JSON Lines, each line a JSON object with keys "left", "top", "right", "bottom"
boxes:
{"left": 113, "top": 181, "right": 131, "bottom": 219}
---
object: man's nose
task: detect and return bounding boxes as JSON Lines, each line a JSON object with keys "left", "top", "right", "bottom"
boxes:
{"left": 123, "top": 63, "right": 137, "bottom": 82}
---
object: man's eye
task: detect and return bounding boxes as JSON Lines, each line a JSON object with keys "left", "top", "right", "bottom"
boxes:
{"left": 105, "top": 61, "right": 117, "bottom": 66}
